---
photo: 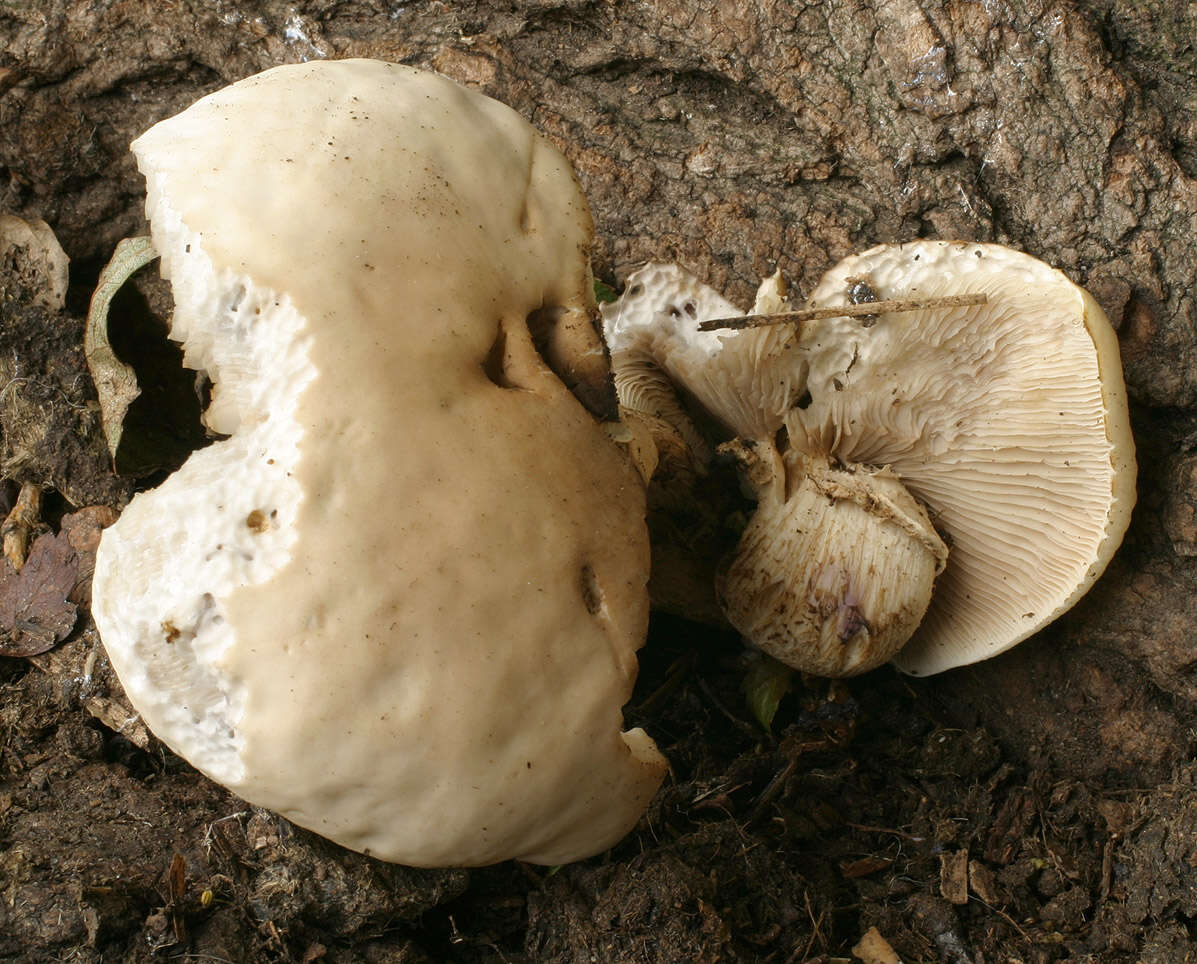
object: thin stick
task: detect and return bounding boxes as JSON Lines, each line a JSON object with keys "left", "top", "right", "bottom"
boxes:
{"left": 697, "top": 292, "right": 988, "bottom": 331}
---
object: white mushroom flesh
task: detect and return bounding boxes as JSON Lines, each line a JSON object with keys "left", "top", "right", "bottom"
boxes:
{"left": 91, "top": 60, "right": 665, "bottom": 867}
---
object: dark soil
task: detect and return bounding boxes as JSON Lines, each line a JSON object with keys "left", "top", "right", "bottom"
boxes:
{"left": 5, "top": 615, "right": 1197, "bottom": 962}
{"left": 3, "top": 1, "right": 1197, "bottom": 961}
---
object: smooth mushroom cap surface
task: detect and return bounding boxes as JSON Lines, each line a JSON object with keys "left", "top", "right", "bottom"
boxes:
{"left": 91, "top": 60, "right": 665, "bottom": 867}
{"left": 792, "top": 240, "right": 1136, "bottom": 675}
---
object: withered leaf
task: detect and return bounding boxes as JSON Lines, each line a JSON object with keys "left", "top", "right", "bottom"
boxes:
{"left": 0, "top": 214, "right": 69, "bottom": 310}
{"left": 839, "top": 854, "right": 895, "bottom": 879}
{"left": 0, "top": 506, "right": 116, "bottom": 657}
{"left": 85, "top": 236, "right": 158, "bottom": 460}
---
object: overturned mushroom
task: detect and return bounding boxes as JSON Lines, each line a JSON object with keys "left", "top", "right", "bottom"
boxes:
{"left": 599, "top": 264, "right": 805, "bottom": 624}
{"left": 91, "top": 60, "right": 665, "bottom": 867}
{"left": 603, "top": 242, "right": 1136, "bottom": 676}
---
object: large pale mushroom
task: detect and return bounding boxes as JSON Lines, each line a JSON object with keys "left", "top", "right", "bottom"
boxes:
{"left": 602, "top": 241, "right": 1136, "bottom": 676}
{"left": 90, "top": 60, "right": 666, "bottom": 868}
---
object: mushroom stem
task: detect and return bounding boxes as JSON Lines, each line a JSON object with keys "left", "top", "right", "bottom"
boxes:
{"left": 717, "top": 446, "right": 948, "bottom": 676}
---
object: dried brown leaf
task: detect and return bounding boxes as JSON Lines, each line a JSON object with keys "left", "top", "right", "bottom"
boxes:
{"left": 0, "top": 506, "right": 115, "bottom": 657}
{"left": 0, "top": 214, "right": 69, "bottom": 309}
{"left": 84, "top": 236, "right": 157, "bottom": 460}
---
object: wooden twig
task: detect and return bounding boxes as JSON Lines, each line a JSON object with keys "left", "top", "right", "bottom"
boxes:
{"left": 697, "top": 292, "right": 989, "bottom": 331}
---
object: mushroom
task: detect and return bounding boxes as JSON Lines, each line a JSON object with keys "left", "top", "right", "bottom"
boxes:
{"left": 90, "top": 60, "right": 666, "bottom": 867}
{"left": 602, "top": 242, "right": 1136, "bottom": 676}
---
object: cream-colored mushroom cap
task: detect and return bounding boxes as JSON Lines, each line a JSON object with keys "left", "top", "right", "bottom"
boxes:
{"left": 790, "top": 240, "right": 1136, "bottom": 675}
{"left": 90, "top": 60, "right": 666, "bottom": 867}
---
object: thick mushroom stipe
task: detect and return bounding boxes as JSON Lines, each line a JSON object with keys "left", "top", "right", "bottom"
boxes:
{"left": 718, "top": 444, "right": 947, "bottom": 676}
{"left": 718, "top": 440, "right": 943, "bottom": 675}
{"left": 91, "top": 61, "right": 665, "bottom": 867}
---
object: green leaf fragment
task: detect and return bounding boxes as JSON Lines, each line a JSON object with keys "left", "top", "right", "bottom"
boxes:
{"left": 84, "top": 236, "right": 159, "bottom": 461}
{"left": 593, "top": 279, "right": 618, "bottom": 304}
{"left": 742, "top": 653, "right": 794, "bottom": 731}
